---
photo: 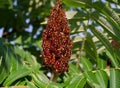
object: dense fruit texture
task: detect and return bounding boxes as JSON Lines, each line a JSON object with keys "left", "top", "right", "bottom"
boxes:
{"left": 42, "top": 0, "right": 72, "bottom": 73}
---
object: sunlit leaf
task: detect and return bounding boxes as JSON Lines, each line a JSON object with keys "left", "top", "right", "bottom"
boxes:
{"left": 3, "top": 68, "right": 32, "bottom": 86}
{"left": 110, "top": 69, "right": 120, "bottom": 88}
{"left": 95, "top": 70, "right": 108, "bottom": 88}
{"left": 84, "top": 71, "right": 100, "bottom": 88}
{"left": 80, "top": 57, "right": 93, "bottom": 71}
{"left": 66, "top": 76, "right": 86, "bottom": 88}
{"left": 97, "top": 58, "right": 107, "bottom": 69}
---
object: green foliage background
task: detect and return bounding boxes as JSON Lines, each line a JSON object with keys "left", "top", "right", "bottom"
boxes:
{"left": 0, "top": 0, "right": 120, "bottom": 88}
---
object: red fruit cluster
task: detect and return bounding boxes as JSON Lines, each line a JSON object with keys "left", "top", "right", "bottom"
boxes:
{"left": 42, "top": 0, "right": 72, "bottom": 73}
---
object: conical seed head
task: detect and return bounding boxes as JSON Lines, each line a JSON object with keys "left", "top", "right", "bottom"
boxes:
{"left": 42, "top": 0, "right": 72, "bottom": 73}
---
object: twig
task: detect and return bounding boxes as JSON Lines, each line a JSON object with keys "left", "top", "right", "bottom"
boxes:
{"left": 50, "top": 71, "right": 60, "bottom": 82}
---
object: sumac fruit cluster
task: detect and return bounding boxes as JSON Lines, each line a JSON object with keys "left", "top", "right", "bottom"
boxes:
{"left": 42, "top": 0, "right": 72, "bottom": 73}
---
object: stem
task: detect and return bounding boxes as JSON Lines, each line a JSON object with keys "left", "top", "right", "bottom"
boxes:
{"left": 50, "top": 71, "right": 60, "bottom": 82}
{"left": 76, "top": 21, "right": 88, "bottom": 68}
